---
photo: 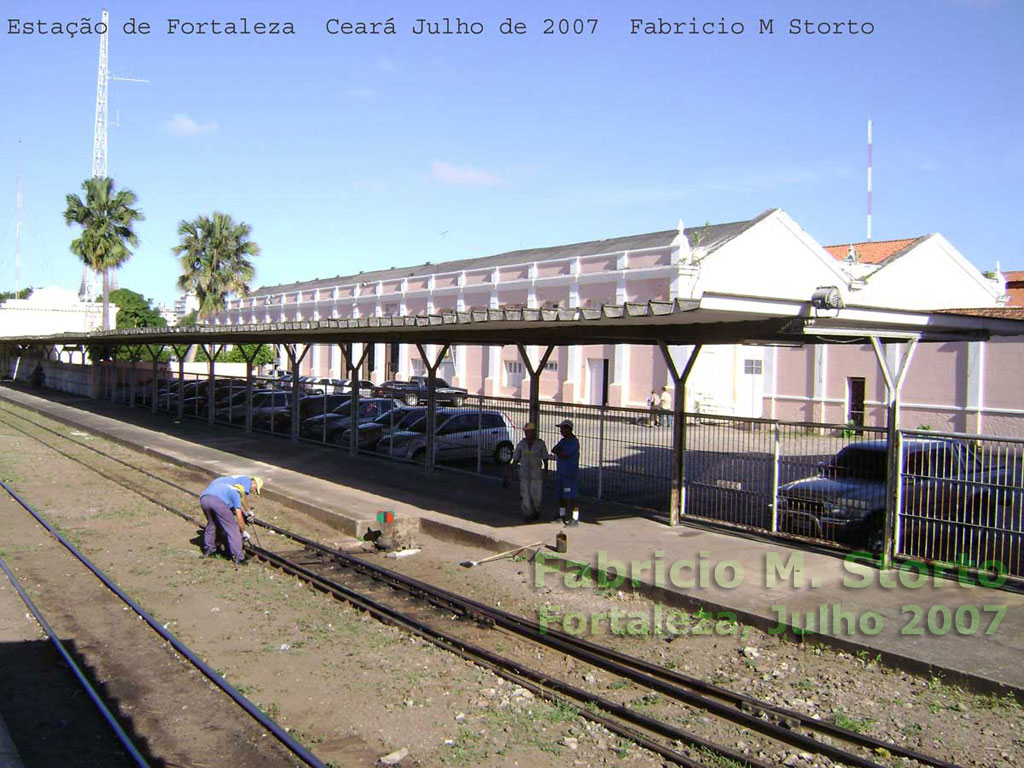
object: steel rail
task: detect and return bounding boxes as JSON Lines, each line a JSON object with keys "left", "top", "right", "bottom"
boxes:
{"left": 0, "top": 553, "right": 151, "bottom": 768}
{"left": 0, "top": 479, "right": 328, "bottom": 768}
{"left": 0, "top": 410, "right": 731, "bottom": 765}
{"left": 252, "top": 545, "right": 758, "bottom": 768}
{"left": 0, "top": 407, "right": 961, "bottom": 768}
{"left": 262, "top": 524, "right": 931, "bottom": 768}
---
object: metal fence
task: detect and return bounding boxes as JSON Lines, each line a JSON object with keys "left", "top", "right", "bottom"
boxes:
{"left": 94, "top": 363, "right": 1024, "bottom": 580}
{"left": 898, "top": 429, "right": 1024, "bottom": 578}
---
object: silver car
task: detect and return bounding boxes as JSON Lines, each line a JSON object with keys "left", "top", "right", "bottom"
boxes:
{"left": 377, "top": 409, "right": 516, "bottom": 464}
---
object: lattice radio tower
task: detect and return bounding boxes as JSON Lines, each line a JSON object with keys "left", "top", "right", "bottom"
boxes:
{"left": 82, "top": 8, "right": 147, "bottom": 298}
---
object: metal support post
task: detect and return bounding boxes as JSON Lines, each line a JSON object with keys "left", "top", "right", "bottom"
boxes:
{"left": 597, "top": 405, "right": 606, "bottom": 500}
{"left": 341, "top": 343, "right": 372, "bottom": 456}
{"left": 870, "top": 336, "right": 919, "bottom": 569}
{"left": 770, "top": 421, "right": 781, "bottom": 532}
{"left": 171, "top": 345, "right": 191, "bottom": 421}
{"left": 516, "top": 344, "right": 555, "bottom": 428}
{"left": 476, "top": 395, "right": 483, "bottom": 475}
{"left": 145, "top": 345, "right": 163, "bottom": 414}
{"left": 659, "top": 342, "right": 702, "bottom": 526}
{"left": 201, "top": 344, "right": 224, "bottom": 425}
{"left": 240, "top": 345, "right": 264, "bottom": 435}
{"left": 284, "top": 344, "right": 311, "bottom": 442}
{"left": 127, "top": 346, "right": 142, "bottom": 409}
{"left": 415, "top": 342, "right": 451, "bottom": 472}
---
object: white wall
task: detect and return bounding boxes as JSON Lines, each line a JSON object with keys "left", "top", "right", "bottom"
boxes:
{"left": 851, "top": 234, "right": 1003, "bottom": 310}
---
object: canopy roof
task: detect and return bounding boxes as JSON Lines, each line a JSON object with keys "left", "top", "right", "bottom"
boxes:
{"left": 4, "top": 292, "right": 1024, "bottom": 351}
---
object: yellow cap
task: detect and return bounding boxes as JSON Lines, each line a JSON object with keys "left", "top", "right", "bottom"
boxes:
{"left": 524, "top": 422, "right": 537, "bottom": 431}
{"left": 251, "top": 476, "right": 264, "bottom": 496}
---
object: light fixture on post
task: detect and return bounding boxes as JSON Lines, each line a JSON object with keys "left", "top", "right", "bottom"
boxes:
{"left": 810, "top": 286, "right": 844, "bottom": 310}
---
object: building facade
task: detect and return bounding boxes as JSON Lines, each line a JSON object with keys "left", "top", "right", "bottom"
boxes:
{"left": 216, "top": 209, "right": 1008, "bottom": 422}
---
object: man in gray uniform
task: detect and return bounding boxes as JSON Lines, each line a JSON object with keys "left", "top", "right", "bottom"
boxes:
{"left": 507, "top": 422, "right": 549, "bottom": 522}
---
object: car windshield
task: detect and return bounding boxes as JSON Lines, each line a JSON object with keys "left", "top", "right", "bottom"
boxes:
{"left": 827, "top": 446, "right": 888, "bottom": 481}
{"left": 407, "top": 417, "right": 432, "bottom": 433}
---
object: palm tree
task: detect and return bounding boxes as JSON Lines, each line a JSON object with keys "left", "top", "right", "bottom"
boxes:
{"left": 63, "top": 177, "right": 145, "bottom": 330}
{"left": 174, "top": 212, "right": 259, "bottom": 321}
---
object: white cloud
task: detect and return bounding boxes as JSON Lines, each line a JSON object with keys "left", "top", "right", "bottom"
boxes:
{"left": 165, "top": 114, "right": 218, "bottom": 136}
{"left": 431, "top": 160, "right": 504, "bottom": 187}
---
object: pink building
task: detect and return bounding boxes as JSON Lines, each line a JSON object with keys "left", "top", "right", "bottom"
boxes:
{"left": 217, "top": 210, "right": 1014, "bottom": 428}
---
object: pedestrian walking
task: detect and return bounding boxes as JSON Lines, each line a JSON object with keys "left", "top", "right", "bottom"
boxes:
{"left": 506, "top": 422, "right": 549, "bottom": 522}
{"left": 199, "top": 475, "right": 264, "bottom": 563}
{"left": 551, "top": 418, "right": 581, "bottom": 526}
{"left": 660, "top": 386, "right": 673, "bottom": 428}
{"left": 647, "top": 390, "right": 660, "bottom": 427}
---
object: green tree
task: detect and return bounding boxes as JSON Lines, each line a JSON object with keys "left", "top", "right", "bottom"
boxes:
{"left": 173, "top": 212, "right": 259, "bottom": 321}
{"left": 195, "top": 343, "right": 273, "bottom": 365}
{"left": 179, "top": 309, "right": 198, "bottom": 327}
{"left": 109, "top": 288, "right": 167, "bottom": 330}
{"left": 0, "top": 287, "right": 33, "bottom": 301}
{"left": 63, "top": 177, "right": 145, "bottom": 331}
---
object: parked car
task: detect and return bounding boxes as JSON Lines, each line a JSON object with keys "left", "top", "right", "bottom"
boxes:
{"left": 376, "top": 409, "right": 515, "bottom": 464}
{"left": 336, "top": 406, "right": 426, "bottom": 450}
{"left": 777, "top": 438, "right": 1024, "bottom": 552}
{"left": 373, "top": 377, "right": 468, "bottom": 407}
{"left": 311, "top": 378, "right": 374, "bottom": 397}
{"left": 300, "top": 398, "right": 399, "bottom": 443}
{"left": 269, "top": 373, "right": 323, "bottom": 393}
{"left": 269, "top": 393, "right": 352, "bottom": 434}
{"left": 247, "top": 391, "right": 295, "bottom": 429}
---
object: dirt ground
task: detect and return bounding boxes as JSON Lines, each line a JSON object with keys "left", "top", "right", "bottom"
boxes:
{"left": 1, "top": 402, "right": 1023, "bottom": 767}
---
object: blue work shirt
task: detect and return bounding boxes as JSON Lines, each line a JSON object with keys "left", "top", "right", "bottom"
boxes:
{"left": 200, "top": 480, "right": 243, "bottom": 509}
{"left": 552, "top": 435, "right": 580, "bottom": 479}
{"left": 211, "top": 475, "right": 252, "bottom": 495}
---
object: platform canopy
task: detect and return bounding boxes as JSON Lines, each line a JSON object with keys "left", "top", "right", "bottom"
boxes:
{"left": 2, "top": 292, "right": 1024, "bottom": 349}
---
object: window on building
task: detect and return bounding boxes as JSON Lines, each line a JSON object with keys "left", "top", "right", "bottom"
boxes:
{"left": 411, "top": 358, "right": 426, "bottom": 377}
{"left": 743, "top": 359, "right": 763, "bottom": 375}
{"left": 505, "top": 361, "right": 524, "bottom": 388}
{"left": 847, "top": 377, "right": 866, "bottom": 428}
{"left": 545, "top": 361, "right": 558, "bottom": 372}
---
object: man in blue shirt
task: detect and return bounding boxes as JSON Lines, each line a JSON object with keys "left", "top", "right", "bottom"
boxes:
{"left": 551, "top": 419, "right": 581, "bottom": 527}
{"left": 200, "top": 475, "right": 264, "bottom": 563}
{"left": 211, "top": 475, "right": 264, "bottom": 525}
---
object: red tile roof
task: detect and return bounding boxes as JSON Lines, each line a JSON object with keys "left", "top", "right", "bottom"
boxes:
{"left": 824, "top": 238, "right": 921, "bottom": 265}
{"left": 938, "top": 307, "right": 1024, "bottom": 319}
{"left": 1003, "top": 270, "right": 1024, "bottom": 283}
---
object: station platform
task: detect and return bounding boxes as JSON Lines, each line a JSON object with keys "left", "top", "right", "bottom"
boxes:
{"left": 2, "top": 384, "right": 1022, "bottom": 697}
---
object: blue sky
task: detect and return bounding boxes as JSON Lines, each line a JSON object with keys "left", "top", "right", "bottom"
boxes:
{"left": 0, "top": 0, "right": 1021, "bottom": 306}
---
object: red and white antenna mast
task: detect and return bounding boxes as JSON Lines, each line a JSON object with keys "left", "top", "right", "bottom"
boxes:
{"left": 14, "top": 170, "right": 22, "bottom": 297}
{"left": 866, "top": 117, "right": 873, "bottom": 241}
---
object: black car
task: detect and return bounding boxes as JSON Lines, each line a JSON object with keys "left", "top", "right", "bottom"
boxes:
{"left": 335, "top": 406, "right": 427, "bottom": 450}
{"left": 300, "top": 398, "right": 399, "bottom": 443}
{"left": 373, "top": 376, "right": 468, "bottom": 407}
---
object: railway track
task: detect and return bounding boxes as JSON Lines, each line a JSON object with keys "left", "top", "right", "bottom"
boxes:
{"left": 0, "top": 479, "right": 327, "bottom": 768}
{"left": 0, "top": 403, "right": 964, "bottom": 768}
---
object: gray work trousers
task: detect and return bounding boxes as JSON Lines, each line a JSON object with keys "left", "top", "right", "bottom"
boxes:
{"left": 520, "top": 479, "right": 543, "bottom": 518}
{"left": 200, "top": 495, "right": 244, "bottom": 563}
